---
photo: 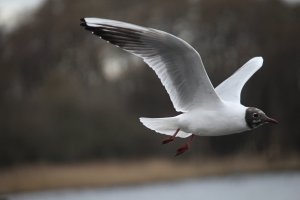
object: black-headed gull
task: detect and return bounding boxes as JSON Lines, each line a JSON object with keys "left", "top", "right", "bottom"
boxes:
{"left": 80, "top": 18, "right": 278, "bottom": 156}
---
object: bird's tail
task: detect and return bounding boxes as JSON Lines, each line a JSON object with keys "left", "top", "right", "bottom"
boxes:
{"left": 139, "top": 117, "right": 191, "bottom": 138}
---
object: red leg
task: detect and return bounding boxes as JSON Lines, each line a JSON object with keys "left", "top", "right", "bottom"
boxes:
{"left": 162, "top": 128, "right": 180, "bottom": 144}
{"left": 175, "top": 134, "right": 195, "bottom": 156}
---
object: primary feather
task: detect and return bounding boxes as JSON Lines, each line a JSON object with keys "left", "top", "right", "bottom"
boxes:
{"left": 81, "top": 18, "right": 222, "bottom": 112}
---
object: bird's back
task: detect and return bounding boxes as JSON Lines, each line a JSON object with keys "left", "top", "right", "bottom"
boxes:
{"left": 178, "top": 102, "right": 249, "bottom": 136}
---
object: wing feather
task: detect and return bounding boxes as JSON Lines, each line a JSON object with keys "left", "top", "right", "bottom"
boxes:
{"left": 81, "top": 18, "right": 222, "bottom": 112}
{"left": 215, "top": 57, "right": 263, "bottom": 103}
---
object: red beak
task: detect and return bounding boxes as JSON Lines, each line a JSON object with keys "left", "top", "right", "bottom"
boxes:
{"left": 265, "top": 117, "right": 279, "bottom": 124}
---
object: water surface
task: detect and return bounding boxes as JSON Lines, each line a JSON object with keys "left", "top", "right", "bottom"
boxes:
{"left": 6, "top": 172, "right": 300, "bottom": 200}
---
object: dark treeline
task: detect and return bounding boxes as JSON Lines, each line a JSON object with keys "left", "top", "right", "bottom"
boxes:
{"left": 0, "top": 0, "right": 299, "bottom": 166}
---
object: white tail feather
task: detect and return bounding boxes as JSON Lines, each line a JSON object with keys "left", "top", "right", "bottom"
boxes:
{"left": 139, "top": 117, "right": 191, "bottom": 138}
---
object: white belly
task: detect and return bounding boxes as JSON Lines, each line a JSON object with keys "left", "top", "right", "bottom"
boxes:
{"left": 178, "top": 103, "right": 250, "bottom": 136}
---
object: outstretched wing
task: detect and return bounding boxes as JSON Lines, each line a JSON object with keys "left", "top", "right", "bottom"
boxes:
{"left": 215, "top": 57, "right": 263, "bottom": 103}
{"left": 81, "top": 18, "right": 222, "bottom": 112}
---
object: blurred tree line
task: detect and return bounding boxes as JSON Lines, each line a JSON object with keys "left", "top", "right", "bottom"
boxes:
{"left": 0, "top": 0, "right": 299, "bottom": 166}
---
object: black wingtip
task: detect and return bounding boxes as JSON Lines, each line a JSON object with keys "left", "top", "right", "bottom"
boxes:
{"left": 80, "top": 18, "right": 86, "bottom": 27}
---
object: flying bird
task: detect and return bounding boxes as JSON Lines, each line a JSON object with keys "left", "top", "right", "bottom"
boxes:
{"left": 80, "top": 18, "right": 278, "bottom": 156}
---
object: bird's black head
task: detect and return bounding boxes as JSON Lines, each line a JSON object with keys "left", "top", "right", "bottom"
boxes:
{"left": 245, "top": 107, "right": 278, "bottom": 129}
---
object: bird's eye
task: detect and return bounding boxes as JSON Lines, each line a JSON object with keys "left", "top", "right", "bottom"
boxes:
{"left": 253, "top": 113, "right": 259, "bottom": 118}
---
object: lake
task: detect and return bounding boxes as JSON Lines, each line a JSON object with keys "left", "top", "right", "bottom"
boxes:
{"left": 5, "top": 172, "right": 300, "bottom": 200}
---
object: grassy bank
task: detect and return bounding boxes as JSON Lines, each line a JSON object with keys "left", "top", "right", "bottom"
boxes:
{"left": 1, "top": 156, "right": 300, "bottom": 194}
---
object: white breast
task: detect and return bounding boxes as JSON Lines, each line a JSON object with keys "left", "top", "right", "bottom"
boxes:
{"left": 178, "top": 101, "right": 250, "bottom": 136}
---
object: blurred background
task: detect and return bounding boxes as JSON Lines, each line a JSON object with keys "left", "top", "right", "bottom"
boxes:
{"left": 0, "top": 0, "right": 300, "bottom": 199}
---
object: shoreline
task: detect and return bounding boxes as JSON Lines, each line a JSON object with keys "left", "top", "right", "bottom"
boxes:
{"left": 1, "top": 156, "right": 300, "bottom": 194}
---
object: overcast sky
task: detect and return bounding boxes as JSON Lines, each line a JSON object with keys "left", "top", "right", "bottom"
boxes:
{"left": 0, "top": 0, "right": 45, "bottom": 29}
